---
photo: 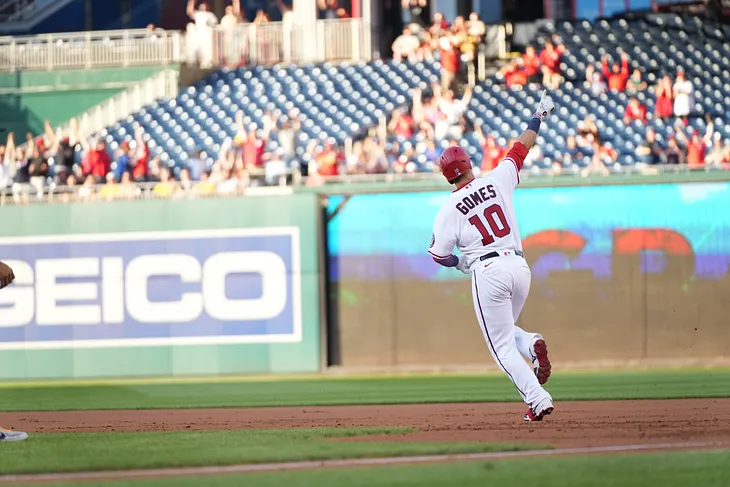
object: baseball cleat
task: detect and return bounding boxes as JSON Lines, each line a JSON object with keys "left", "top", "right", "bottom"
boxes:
{"left": 530, "top": 338, "right": 552, "bottom": 385}
{"left": 0, "top": 426, "right": 28, "bottom": 442}
{"left": 524, "top": 399, "right": 554, "bottom": 422}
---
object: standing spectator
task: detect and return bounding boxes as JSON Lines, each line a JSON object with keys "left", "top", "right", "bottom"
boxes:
{"left": 313, "top": 139, "right": 343, "bottom": 176}
{"left": 402, "top": 0, "right": 428, "bottom": 28}
{"left": 577, "top": 115, "right": 600, "bottom": 147}
{"left": 635, "top": 128, "right": 664, "bottom": 164}
{"left": 387, "top": 107, "right": 414, "bottom": 139}
{"left": 220, "top": 0, "right": 242, "bottom": 66}
{"left": 188, "top": 150, "right": 207, "bottom": 180}
{"left": 673, "top": 70, "right": 694, "bottom": 124}
{"left": 686, "top": 130, "right": 706, "bottom": 168}
{"left": 706, "top": 136, "right": 730, "bottom": 168}
{"left": 626, "top": 69, "right": 647, "bottom": 93}
{"left": 476, "top": 122, "right": 506, "bottom": 172}
{"left": 276, "top": 110, "right": 300, "bottom": 171}
{"left": 602, "top": 51, "right": 630, "bottom": 92}
{"left": 81, "top": 138, "right": 111, "bottom": 183}
{"left": 187, "top": 0, "right": 218, "bottom": 68}
{"left": 522, "top": 46, "right": 541, "bottom": 85}
{"left": 624, "top": 97, "right": 647, "bottom": 125}
{"left": 539, "top": 40, "right": 562, "bottom": 89}
{"left": 244, "top": 114, "right": 273, "bottom": 174}
{"left": 502, "top": 58, "right": 527, "bottom": 88}
{"left": 131, "top": 127, "right": 150, "bottom": 182}
{"left": 437, "top": 85, "right": 471, "bottom": 139}
{"left": 153, "top": 167, "right": 177, "bottom": 198}
{"left": 585, "top": 64, "right": 606, "bottom": 95}
{"left": 317, "top": 0, "right": 339, "bottom": 19}
{"left": 439, "top": 35, "right": 461, "bottom": 90}
{"left": 27, "top": 142, "right": 49, "bottom": 198}
{"left": 392, "top": 27, "right": 420, "bottom": 62}
{"left": 467, "top": 12, "right": 486, "bottom": 40}
{"left": 664, "top": 136, "right": 685, "bottom": 165}
{"left": 114, "top": 141, "right": 132, "bottom": 181}
{"left": 655, "top": 75, "right": 674, "bottom": 121}
{"left": 430, "top": 12, "right": 449, "bottom": 33}
{"left": 100, "top": 172, "right": 120, "bottom": 201}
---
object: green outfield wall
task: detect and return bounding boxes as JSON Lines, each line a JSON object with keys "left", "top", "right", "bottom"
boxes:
{"left": 0, "top": 66, "right": 171, "bottom": 137}
{"left": 0, "top": 194, "right": 322, "bottom": 380}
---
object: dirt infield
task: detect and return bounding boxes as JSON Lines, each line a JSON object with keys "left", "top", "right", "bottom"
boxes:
{"left": 6, "top": 398, "right": 730, "bottom": 448}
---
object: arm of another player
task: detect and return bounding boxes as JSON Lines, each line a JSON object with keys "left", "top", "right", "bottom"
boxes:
{"left": 492, "top": 90, "right": 555, "bottom": 187}
{"left": 428, "top": 210, "right": 471, "bottom": 274}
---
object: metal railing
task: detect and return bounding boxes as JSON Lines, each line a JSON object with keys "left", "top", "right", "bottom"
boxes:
{"left": 2, "top": 164, "right": 728, "bottom": 206}
{"left": 210, "top": 18, "right": 372, "bottom": 67}
{"left": 0, "top": 28, "right": 184, "bottom": 71}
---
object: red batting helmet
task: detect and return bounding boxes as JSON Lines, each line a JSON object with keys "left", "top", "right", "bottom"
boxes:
{"left": 439, "top": 146, "right": 472, "bottom": 183}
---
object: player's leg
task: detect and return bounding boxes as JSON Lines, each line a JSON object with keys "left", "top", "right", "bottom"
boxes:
{"left": 511, "top": 262, "right": 552, "bottom": 385}
{"left": 471, "top": 263, "right": 551, "bottom": 413}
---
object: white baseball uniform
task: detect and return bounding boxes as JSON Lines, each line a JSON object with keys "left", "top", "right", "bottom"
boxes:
{"left": 429, "top": 142, "right": 552, "bottom": 410}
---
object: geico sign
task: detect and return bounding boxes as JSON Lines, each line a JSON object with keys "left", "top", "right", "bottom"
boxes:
{"left": 0, "top": 251, "right": 287, "bottom": 327}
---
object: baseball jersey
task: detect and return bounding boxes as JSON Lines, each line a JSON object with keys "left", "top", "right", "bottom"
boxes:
{"left": 429, "top": 142, "right": 528, "bottom": 263}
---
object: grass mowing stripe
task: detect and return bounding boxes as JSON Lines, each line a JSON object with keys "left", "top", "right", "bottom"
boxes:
{"left": 1, "top": 370, "right": 729, "bottom": 412}
{"left": 0, "top": 429, "right": 542, "bottom": 476}
{"left": 19, "top": 449, "right": 730, "bottom": 487}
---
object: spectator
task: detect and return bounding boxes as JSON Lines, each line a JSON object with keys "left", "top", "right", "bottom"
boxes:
{"left": 243, "top": 114, "right": 273, "bottom": 176}
{"left": 317, "top": 0, "right": 339, "bottom": 19}
{"left": 602, "top": 51, "right": 630, "bottom": 92}
{"left": 437, "top": 85, "right": 471, "bottom": 139}
{"left": 312, "top": 139, "right": 343, "bottom": 176}
{"left": 500, "top": 58, "right": 527, "bottom": 89}
{"left": 189, "top": 150, "right": 207, "bottom": 180}
{"left": 113, "top": 141, "right": 132, "bottom": 181}
{"left": 100, "top": 172, "right": 120, "bottom": 201}
{"left": 77, "top": 174, "right": 97, "bottom": 201}
{"left": 119, "top": 171, "right": 141, "bottom": 199}
{"left": 276, "top": 110, "right": 300, "bottom": 170}
{"left": 187, "top": 0, "right": 218, "bottom": 68}
{"left": 1, "top": 133, "right": 16, "bottom": 189}
{"left": 539, "top": 40, "right": 562, "bottom": 89}
{"left": 439, "top": 35, "right": 461, "bottom": 90}
{"left": 177, "top": 168, "right": 194, "bottom": 195}
{"left": 467, "top": 12, "right": 486, "bottom": 40}
{"left": 686, "top": 130, "right": 706, "bottom": 168}
{"left": 27, "top": 142, "right": 49, "bottom": 198}
{"left": 585, "top": 64, "right": 606, "bottom": 95}
{"left": 474, "top": 121, "right": 505, "bottom": 172}
{"left": 636, "top": 128, "right": 664, "bottom": 164}
{"left": 153, "top": 167, "right": 177, "bottom": 198}
{"left": 581, "top": 141, "right": 612, "bottom": 177}
{"left": 81, "top": 138, "right": 111, "bottom": 183}
{"left": 387, "top": 107, "right": 414, "bottom": 139}
{"left": 430, "top": 12, "right": 449, "bottom": 34}
{"left": 706, "top": 136, "right": 730, "bottom": 168}
{"left": 577, "top": 115, "right": 600, "bottom": 147}
{"left": 624, "top": 97, "right": 647, "bottom": 125}
{"left": 392, "top": 26, "right": 420, "bottom": 62}
{"left": 253, "top": 9, "right": 269, "bottom": 23}
{"left": 522, "top": 46, "right": 541, "bottom": 85}
{"left": 673, "top": 70, "right": 694, "bottom": 123}
{"left": 220, "top": 0, "right": 242, "bottom": 66}
{"left": 655, "top": 75, "right": 674, "bottom": 121}
{"left": 361, "top": 136, "right": 388, "bottom": 174}
{"left": 558, "top": 134, "right": 586, "bottom": 167}
{"left": 131, "top": 127, "right": 150, "bottom": 182}
{"left": 626, "top": 69, "right": 647, "bottom": 93}
{"left": 402, "top": 0, "right": 428, "bottom": 28}
{"left": 664, "top": 136, "right": 685, "bottom": 165}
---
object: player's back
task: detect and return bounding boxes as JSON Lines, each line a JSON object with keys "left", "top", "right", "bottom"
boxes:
{"left": 434, "top": 159, "right": 523, "bottom": 263}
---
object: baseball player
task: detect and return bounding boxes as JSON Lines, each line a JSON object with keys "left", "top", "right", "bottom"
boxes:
{"left": 0, "top": 260, "right": 29, "bottom": 442}
{"left": 429, "top": 91, "right": 555, "bottom": 421}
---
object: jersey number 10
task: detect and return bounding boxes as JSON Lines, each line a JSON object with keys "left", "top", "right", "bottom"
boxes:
{"left": 468, "top": 204, "right": 512, "bottom": 245}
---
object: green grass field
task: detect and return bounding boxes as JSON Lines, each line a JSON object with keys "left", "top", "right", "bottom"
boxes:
{"left": 24, "top": 450, "right": 730, "bottom": 487}
{"left": 1, "top": 369, "right": 728, "bottom": 412}
{"left": 1, "top": 369, "right": 729, "bottom": 486}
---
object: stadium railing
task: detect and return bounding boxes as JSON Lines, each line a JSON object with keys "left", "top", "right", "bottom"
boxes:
{"left": 0, "top": 28, "right": 184, "bottom": 71}
{"left": 212, "top": 18, "right": 372, "bottom": 66}
{"left": 0, "top": 18, "right": 371, "bottom": 72}
{"left": 2, "top": 164, "right": 728, "bottom": 206}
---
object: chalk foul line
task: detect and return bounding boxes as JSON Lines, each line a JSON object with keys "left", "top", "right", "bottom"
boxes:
{"left": 0, "top": 441, "right": 722, "bottom": 484}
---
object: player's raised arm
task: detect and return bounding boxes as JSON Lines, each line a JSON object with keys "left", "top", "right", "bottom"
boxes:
{"left": 515, "top": 90, "right": 554, "bottom": 153}
{"left": 491, "top": 91, "right": 554, "bottom": 188}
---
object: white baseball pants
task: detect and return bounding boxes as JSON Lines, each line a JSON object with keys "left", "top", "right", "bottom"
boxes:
{"left": 471, "top": 255, "right": 552, "bottom": 409}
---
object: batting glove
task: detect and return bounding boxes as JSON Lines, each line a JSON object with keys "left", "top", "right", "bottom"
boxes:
{"left": 533, "top": 90, "right": 555, "bottom": 121}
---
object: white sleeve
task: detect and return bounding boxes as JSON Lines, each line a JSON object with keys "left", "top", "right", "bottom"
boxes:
{"left": 490, "top": 142, "right": 529, "bottom": 190}
{"left": 428, "top": 208, "right": 456, "bottom": 259}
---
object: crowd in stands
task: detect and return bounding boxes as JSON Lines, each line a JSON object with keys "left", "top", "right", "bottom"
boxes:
{"left": 186, "top": 0, "right": 349, "bottom": 68}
